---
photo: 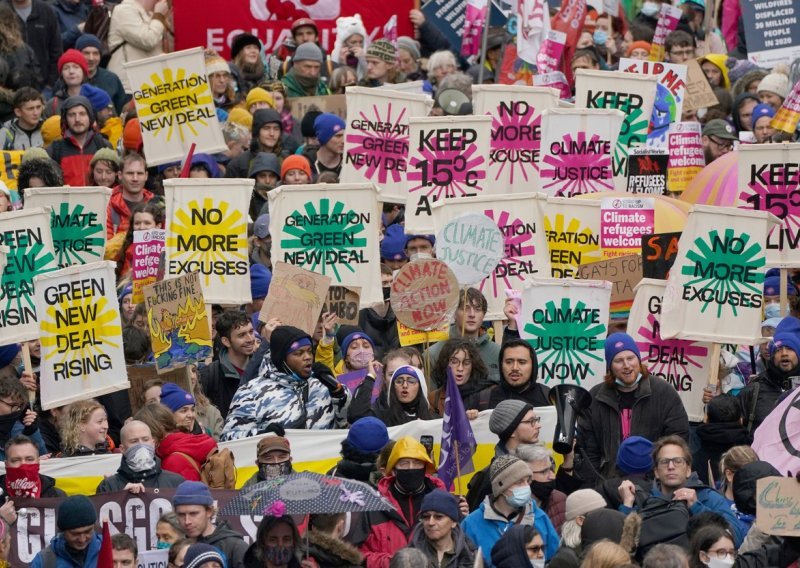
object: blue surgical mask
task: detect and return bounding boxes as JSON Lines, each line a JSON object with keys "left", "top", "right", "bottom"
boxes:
{"left": 593, "top": 30, "right": 608, "bottom": 45}
{"left": 156, "top": 541, "right": 171, "bottom": 550}
{"left": 641, "top": 1, "right": 660, "bottom": 16}
{"left": 506, "top": 485, "right": 532, "bottom": 508}
{"left": 765, "top": 303, "right": 781, "bottom": 319}
{"left": 615, "top": 373, "right": 643, "bottom": 389}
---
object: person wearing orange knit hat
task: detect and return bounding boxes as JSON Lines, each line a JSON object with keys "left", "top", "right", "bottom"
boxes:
{"left": 123, "top": 118, "right": 144, "bottom": 155}
{"left": 626, "top": 41, "right": 651, "bottom": 60}
{"left": 280, "top": 155, "right": 312, "bottom": 185}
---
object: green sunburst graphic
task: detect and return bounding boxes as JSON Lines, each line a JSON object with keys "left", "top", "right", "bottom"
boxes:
{"left": 51, "top": 203, "right": 105, "bottom": 268}
{"left": 681, "top": 228, "right": 765, "bottom": 317}
{"left": 281, "top": 198, "right": 368, "bottom": 282}
{"left": 1, "top": 242, "right": 56, "bottom": 315}
{"left": 523, "top": 298, "right": 606, "bottom": 385}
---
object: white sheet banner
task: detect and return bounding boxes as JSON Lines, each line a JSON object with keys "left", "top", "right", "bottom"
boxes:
{"left": 406, "top": 116, "right": 493, "bottom": 233}
{"left": 539, "top": 108, "right": 625, "bottom": 197}
{"left": 341, "top": 87, "right": 432, "bottom": 201}
{"left": 472, "top": 85, "right": 561, "bottom": 193}
{"left": 24, "top": 186, "right": 111, "bottom": 269}
{"left": 543, "top": 197, "right": 603, "bottom": 278}
{"left": 520, "top": 277, "right": 611, "bottom": 389}
{"left": 269, "top": 183, "right": 383, "bottom": 306}
{"left": 125, "top": 47, "right": 227, "bottom": 166}
{"left": 0, "top": 208, "right": 58, "bottom": 343}
{"left": 628, "top": 278, "right": 711, "bottom": 422}
{"left": 737, "top": 144, "right": 800, "bottom": 267}
{"left": 432, "top": 194, "right": 552, "bottom": 319}
{"left": 661, "top": 205, "right": 779, "bottom": 344}
{"left": 164, "top": 179, "right": 253, "bottom": 304}
{"left": 575, "top": 69, "right": 658, "bottom": 191}
{"left": 34, "top": 261, "right": 128, "bottom": 410}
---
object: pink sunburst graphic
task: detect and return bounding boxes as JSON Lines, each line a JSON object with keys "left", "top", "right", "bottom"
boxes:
{"left": 540, "top": 132, "right": 614, "bottom": 197}
{"left": 345, "top": 103, "right": 410, "bottom": 184}
{"left": 739, "top": 181, "right": 800, "bottom": 242}
{"left": 407, "top": 136, "right": 487, "bottom": 198}
{"left": 636, "top": 314, "right": 708, "bottom": 388}
{"left": 479, "top": 209, "right": 537, "bottom": 298}
{"left": 489, "top": 103, "right": 541, "bottom": 184}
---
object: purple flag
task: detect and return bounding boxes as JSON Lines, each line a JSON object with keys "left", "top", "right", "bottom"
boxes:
{"left": 438, "top": 367, "right": 477, "bottom": 490}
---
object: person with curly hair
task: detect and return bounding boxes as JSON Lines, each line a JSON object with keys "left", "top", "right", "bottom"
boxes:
{"left": 429, "top": 339, "right": 493, "bottom": 417}
{"left": 59, "top": 399, "right": 112, "bottom": 457}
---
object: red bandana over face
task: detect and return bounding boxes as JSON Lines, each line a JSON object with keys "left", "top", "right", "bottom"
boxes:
{"left": 5, "top": 463, "right": 41, "bottom": 498}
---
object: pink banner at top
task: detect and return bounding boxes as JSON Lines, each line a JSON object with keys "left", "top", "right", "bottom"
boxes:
{"left": 462, "top": 0, "right": 489, "bottom": 58}
{"left": 132, "top": 229, "right": 165, "bottom": 304}
{"left": 536, "top": 29, "right": 566, "bottom": 73}
{"left": 649, "top": 5, "right": 682, "bottom": 61}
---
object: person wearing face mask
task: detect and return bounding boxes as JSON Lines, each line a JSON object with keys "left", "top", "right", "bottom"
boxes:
{"left": 738, "top": 316, "right": 800, "bottom": 432}
{"left": 762, "top": 273, "right": 796, "bottom": 321}
{"left": 155, "top": 512, "right": 185, "bottom": 551}
{"left": 462, "top": 455, "right": 559, "bottom": 567}
{"left": 0, "top": 435, "right": 65, "bottom": 527}
{"left": 634, "top": 0, "right": 663, "bottom": 30}
{"left": 690, "top": 526, "right": 737, "bottom": 568}
{"left": 221, "top": 325, "right": 350, "bottom": 440}
{"left": 516, "top": 444, "right": 566, "bottom": 534}
{"left": 408, "top": 489, "right": 477, "bottom": 567}
{"left": 327, "top": 416, "right": 389, "bottom": 483}
{"left": 242, "top": 434, "right": 294, "bottom": 488}
{"left": 95, "top": 420, "right": 184, "bottom": 494}
{"left": 352, "top": 437, "right": 451, "bottom": 568}
{"left": 349, "top": 364, "right": 438, "bottom": 427}
{"left": 578, "top": 333, "right": 689, "bottom": 481}
{"left": 244, "top": 515, "right": 302, "bottom": 568}
{"left": 490, "top": 525, "right": 546, "bottom": 568}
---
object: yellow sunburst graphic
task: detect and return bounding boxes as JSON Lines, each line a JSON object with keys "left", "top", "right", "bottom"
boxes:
{"left": 135, "top": 67, "right": 215, "bottom": 143}
{"left": 544, "top": 214, "right": 602, "bottom": 278}
{"left": 166, "top": 198, "right": 248, "bottom": 288}
{"left": 40, "top": 296, "right": 121, "bottom": 376}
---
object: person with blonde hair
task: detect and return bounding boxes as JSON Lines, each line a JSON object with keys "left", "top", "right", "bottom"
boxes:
{"left": 579, "top": 540, "right": 631, "bottom": 568}
{"left": 59, "top": 399, "right": 111, "bottom": 456}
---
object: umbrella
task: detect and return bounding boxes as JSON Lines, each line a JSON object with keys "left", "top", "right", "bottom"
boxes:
{"left": 219, "top": 472, "right": 396, "bottom": 517}
{"left": 573, "top": 191, "right": 691, "bottom": 233}
{"left": 678, "top": 151, "right": 738, "bottom": 207}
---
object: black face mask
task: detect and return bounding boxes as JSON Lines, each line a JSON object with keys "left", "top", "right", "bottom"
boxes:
{"left": 383, "top": 287, "right": 391, "bottom": 302}
{"left": 394, "top": 467, "right": 426, "bottom": 493}
{"left": 0, "top": 410, "right": 21, "bottom": 439}
{"left": 531, "top": 480, "right": 556, "bottom": 503}
{"left": 259, "top": 461, "right": 293, "bottom": 480}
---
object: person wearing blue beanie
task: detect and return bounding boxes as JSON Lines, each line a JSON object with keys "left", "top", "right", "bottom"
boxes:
{"left": 160, "top": 383, "right": 197, "bottom": 432}
{"left": 80, "top": 83, "right": 112, "bottom": 115}
{"left": 328, "top": 416, "right": 390, "bottom": 482}
{"left": 0, "top": 343, "right": 20, "bottom": 371}
{"left": 381, "top": 224, "right": 408, "bottom": 270}
{"left": 763, "top": 274, "right": 797, "bottom": 319}
{"left": 311, "top": 112, "right": 345, "bottom": 178}
{"left": 616, "top": 435, "right": 654, "bottom": 475}
{"left": 314, "top": 112, "right": 345, "bottom": 146}
{"left": 752, "top": 102, "right": 777, "bottom": 143}
{"left": 577, "top": 332, "right": 689, "bottom": 479}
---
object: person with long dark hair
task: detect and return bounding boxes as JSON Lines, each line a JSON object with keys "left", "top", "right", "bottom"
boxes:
{"left": 429, "top": 339, "right": 493, "bottom": 417}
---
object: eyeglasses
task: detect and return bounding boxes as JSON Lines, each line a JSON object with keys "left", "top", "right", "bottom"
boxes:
{"left": 708, "top": 136, "right": 734, "bottom": 151}
{"left": 706, "top": 549, "right": 737, "bottom": 559}
{"left": 526, "top": 544, "right": 544, "bottom": 555}
{"left": 0, "top": 398, "right": 23, "bottom": 412}
{"left": 395, "top": 377, "right": 419, "bottom": 387}
{"left": 668, "top": 48, "right": 695, "bottom": 58}
{"left": 657, "top": 457, "right": 688, "bottom": 467}
{"left": 519, "top": 417, "right": 541, "bottom": 427}
{"left": 530, "top": 464, "right": 555, "bottom": 475}
{"left": 449, "top": 358, "right": 472, "bottom": 367}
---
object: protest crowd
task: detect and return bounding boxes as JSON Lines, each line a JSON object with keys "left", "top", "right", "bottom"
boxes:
{"left": 1, "top": 0, "right": 800, "bottom": 567}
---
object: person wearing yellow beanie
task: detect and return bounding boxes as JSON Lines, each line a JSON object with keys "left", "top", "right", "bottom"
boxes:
{"left": 245, "top": 88, "right": 274, "bottom": 114}
{"left": 698, "top": 54, "right": 730, "bottom": 89}
{"left": 41, "top": 115, "right": 62, "bottom": 147}
{"left": 227, "top": 107, "right": 253, "bottom": 130}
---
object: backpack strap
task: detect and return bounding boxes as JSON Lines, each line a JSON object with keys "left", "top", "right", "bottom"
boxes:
{"left": 174, "top": 452, "right": 201, "bottom": 474}
{"left": 42, "top": 546, "right": 58, "bottom": 568}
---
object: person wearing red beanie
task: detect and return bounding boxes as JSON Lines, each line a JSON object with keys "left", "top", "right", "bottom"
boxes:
{"left": 123, "top": 118, "right": 144, "bottom": 155}
{"left": 45, "top": 49, "right": 90, "bottom": 117}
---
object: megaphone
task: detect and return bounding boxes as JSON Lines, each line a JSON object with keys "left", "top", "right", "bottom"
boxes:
{"left": 436, "top": 89, "right": 471, "bottom": 116}
{"left": 549, "top": 384, "right": 592, "bottom": 455}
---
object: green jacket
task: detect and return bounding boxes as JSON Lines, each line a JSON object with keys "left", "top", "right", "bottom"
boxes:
{"left": 282, "top": 69, "right": 330, "bottom": 98}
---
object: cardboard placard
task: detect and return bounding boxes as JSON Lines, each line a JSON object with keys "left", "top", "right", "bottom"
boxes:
{"left": 261, "top": 262, "right": 331, "bottom": 336}
{"left": 756, "top": 477, "right": 800, "bottom": 536}
{"left": 391, "top": 258, "right": 460, "bottom": 331}
{"left": 648, "top": 4, "right": 682, "bottom": 62}
{"left": 322, "top": 286, "right": 361, "bottom": 326}
{"left": 577, "top": 254, "right": 643, "bottom": 307}
{"left": 127, "top": 364, "right": 192, "bottom": 415}
{"left": 290, "top": 94, "right": 347, "bottom": 121}
{"left": 143, "top": 272, "right": 213, "bottom": 374}
{"left": 642, "top": 232, "right": 681, "bottom": 279}
{"left": 684, "top": 59, "right": 719, "bottom": 112}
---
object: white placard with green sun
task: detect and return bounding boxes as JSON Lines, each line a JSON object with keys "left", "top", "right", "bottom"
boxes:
{"left": 660, "top": 205, "right": 780, "bottom": 344}
{"left": 520, "top": 277, "right": 612, "bottom": 389}
{"left": 163, "top": 178, "right": 253, "bottom": 304}
{"left": 0, "top": 207, "right": 58, "bottom": 344}
{"left": 34, "top": 261, "right": 128, "bottom": 410}
{"left": 269, "top": 183, "right": 383, "bottom": 307}
{"left": 125, "top": 47, "right": 227, "bottom": 167}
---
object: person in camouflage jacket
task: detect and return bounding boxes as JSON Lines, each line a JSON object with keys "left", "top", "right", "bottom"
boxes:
{"left": 220, "top": 325, "right": 350, "bottom": 440}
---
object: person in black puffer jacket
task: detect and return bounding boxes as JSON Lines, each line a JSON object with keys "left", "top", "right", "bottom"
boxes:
{"left": 694, "top": 394, "right": 752, "bottom": 485}
{"left": 327, "top": 416, "right": 389, "bottom": 485}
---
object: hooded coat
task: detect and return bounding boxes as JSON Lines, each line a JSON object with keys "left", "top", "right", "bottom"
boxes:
{"left": 347, "top": 366, "right": 437, "bottom": 427}
{"left": 225, "top": 109, "right": 299, "bottom": 179}
{"left": 46, "top": 96, "right": 112, "bottom": 186}
{"left": 738, "top": 359, "right": 798, "bottom": 432}
{"left": 197, "top": 521, "right": 249, "bottom": 568}
{"left": 488, "top": 340, "right": 550, "bottom": 409}
{"left": 732, "top": 92, "right": 760, "bottom": 132}
{"left": 220, "top": 326, "right": 350, "bottom": 439}
{"left": 303, "top": 531, "right": 363, "bottom": 568}
{"left": 490, "top": 525, "right": 538, "bottom": 568}
{"left": 32, "top": 532, "right": 103, "bottom": 568}
{"left": 156, "top": 430, "right": 218, "bottom": 481}
{"left": 408, "top": 523, "right": 477, "bottom": 568}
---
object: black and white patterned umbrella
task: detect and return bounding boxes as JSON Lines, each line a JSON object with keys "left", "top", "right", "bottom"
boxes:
{"left": 219, "top": 472, "right": 395, "bottom": 517}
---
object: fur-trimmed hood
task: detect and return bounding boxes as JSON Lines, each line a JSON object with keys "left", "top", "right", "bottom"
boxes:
{"left": 305, "top": 530, "right": 363, "bottom": 567}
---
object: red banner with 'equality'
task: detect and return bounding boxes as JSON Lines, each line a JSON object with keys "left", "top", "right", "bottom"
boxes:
{"left": 173, "top": 0, "right": 415, "bottom": 58}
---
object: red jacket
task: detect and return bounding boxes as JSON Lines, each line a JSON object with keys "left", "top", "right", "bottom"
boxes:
{"left": 106, "top": 184, "right": 155, "bottom": 239}
{"left": 359, "top": 474, "right": 446, "bottom": 568}
{"left": 47, "top": 130, "right": 111, "bottom": 187}
{"left": 157, "top": 431, "right": 217, "bottom": 481}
